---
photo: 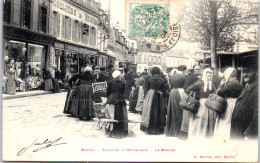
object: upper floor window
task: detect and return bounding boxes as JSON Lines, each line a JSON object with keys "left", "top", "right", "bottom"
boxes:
{"left": 81, "top": 24, "right": 89, "bottom": 44}
{"left": 62, "top": 16, "right": 71, "bottom": 39}
{"left": 22, "top": 0, "right": 32, "bottom": 28}
{"left": 3, "top": 0, "right": 12, "bottom": 23}
{"left": 53, "top": 12, "right": 60, "bottom": 37}
{"left": 72, "top": 20, "right": 81, "bottom": 42}
{"left": 90, "top": 27, "right": 96, "bottom": 46}
{"left": 39, "top": 6, "right": 47, "bottom": 33}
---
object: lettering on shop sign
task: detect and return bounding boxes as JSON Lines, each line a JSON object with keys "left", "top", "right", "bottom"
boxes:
{"left": 53, "top": 0, "right": 98, "bottom": 25}
{"left": 17, "top": 137, "right": 67, "bottom": 156}
{"left": 53, "top": 0, "right": 76, "bottom": 16}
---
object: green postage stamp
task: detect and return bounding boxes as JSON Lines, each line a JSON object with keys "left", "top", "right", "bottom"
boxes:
{"left": 125, "top": 0, "right": 185, "bottom": 52}
{"left": 129, "top": 3, "right": 170, "bottom": 37}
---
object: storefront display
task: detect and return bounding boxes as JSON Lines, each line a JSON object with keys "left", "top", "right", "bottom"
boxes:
{"left": 3, "top": 40, "right": 47, "bottom": 91}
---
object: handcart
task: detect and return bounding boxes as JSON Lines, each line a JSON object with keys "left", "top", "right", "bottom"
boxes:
{"left": 92, "top": 81, "right": 144, "bottom": 130}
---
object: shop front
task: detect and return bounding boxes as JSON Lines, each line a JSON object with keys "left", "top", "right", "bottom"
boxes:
{"left": 3, "top": 25, "right": 55, "bottom": 92}
{"left": 54, "top": 41, "right": 99, "bottom": 82}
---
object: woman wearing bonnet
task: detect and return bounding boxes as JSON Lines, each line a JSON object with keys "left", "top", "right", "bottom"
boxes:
{"left": 105, "top": 70, "right": 128, "bottom": 138}
{"left": 213, "top": 67, "right": 242, "bottom": 139}
{"left": 186, "top": 68, "right": 219, "bottom": 139}
{"left": 64, "top": 66, "right": 95, "bottom": 120}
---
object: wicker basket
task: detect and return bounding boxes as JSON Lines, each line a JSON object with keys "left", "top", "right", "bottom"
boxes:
{"left": 93, "top": 103, "right": 106, "bottom": 118}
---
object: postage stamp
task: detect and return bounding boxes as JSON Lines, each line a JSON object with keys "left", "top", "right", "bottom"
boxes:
{"left": 129, "top": 3, "right": 170, "bottom": 37}
{"left": 125, "top": 0, "right": 185, "bottom": 52}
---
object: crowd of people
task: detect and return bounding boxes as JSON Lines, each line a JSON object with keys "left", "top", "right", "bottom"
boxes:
{"left": 62, "top": 63, "right": 258, "bottom": 140}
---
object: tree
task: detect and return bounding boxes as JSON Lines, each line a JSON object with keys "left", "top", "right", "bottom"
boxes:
{"left": 181, "top": 0, "right": 258, "bottom": 74}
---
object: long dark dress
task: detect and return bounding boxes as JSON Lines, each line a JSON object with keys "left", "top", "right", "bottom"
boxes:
{"left": 128, "top": 87, "right": 139, "bottom": 113}
{"left": 52, "top": 70, "right": 61, "bottom": 93}
{"left": 124, "top": 71, "right": 136, "bottom": 99}
{"left": 43, "top": 70, "right": 53, "bottom": 91}
{"left": 141, "top": 75, "right": 166, "bottom": 135}
{"left": 63, "top": 73, "right": 80, "bottom": 115}
{"left": 76, "top": 72, "right": 95, "bottom": 120}
{"left": 106, "top": 78, "right": 128, "bottom": 138}
{"left": 63, "top": 72, "right": 95, "bottom": 120}
{"left": 166, "top": 73, "right": 188, "bottom": 138}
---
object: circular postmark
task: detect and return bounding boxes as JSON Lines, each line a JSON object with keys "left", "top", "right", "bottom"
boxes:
{"left": 140, "top": 23, "right": 181, "bottom": 53}
{"left": 154, "top": 23, "right": 181, "bottom": 52}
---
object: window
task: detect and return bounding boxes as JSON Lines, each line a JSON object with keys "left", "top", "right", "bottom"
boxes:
{"left": 158, "top": 57, "right": 161, "bottom": 64}
{"left": 53, "top": 12, "right": 60, "bottom": 36}
{"left": 39, "top": 6, "right": 47, "bottom": 33}
{"left": 143, "top": 54, "right": 147, "bottom": 63}
{"left": 92, "top": 27, "right": 96, "bottom": 46}
{"left": 3, "top": 0, "right": 12, "bottom": 23}
{"left": 77, "top": 22, "right": 81, "bottom": 42}
{"left": 72, "top": 20, "right": 81, "bottom": 42}
{"left": 148, "top": 56, "right": 152, "bottom": 63}
{"left": 65, "top": 16, "right": 71, "bottom": 39}
{"left": 81, "top": 24, "right": 89, "bottom": 44}
{"left": 22, "top": 0, "right": 32, "bottom": 28}
{"left": 72, "top": 20, "right": 76, "bottom": 41}
{"left": 89, "top": 27, "right": 96, "bottom": 46}
{"left": 62, "top": 15, "right": 66, "bottom": 38}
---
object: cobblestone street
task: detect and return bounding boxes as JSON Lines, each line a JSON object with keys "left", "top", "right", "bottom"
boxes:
{"left": 2, "top": 92, "right": 257, "bottom": 162}
{"left": 2, "top": 92, "right": 148, "bottom": 139}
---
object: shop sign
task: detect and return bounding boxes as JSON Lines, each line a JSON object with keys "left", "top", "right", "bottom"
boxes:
{"left": 66, "top": 44, "right": 78, "bottom": 51}
{"left": 79, "top": 48, "right": 97, "bottom": 55}
{"left": 53, "top": 0, "right": 76, "bottom": 16}
{"left": 53, "top": 0, "right": 98, "bottom": 26}
{"left": 54, "top": 42, "right": 65, "bottom": 49}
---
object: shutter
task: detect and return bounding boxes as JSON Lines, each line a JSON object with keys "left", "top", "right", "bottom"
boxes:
{"left": 78, "top": 22, "right": 81, "bottom": 42}
{"left": 89, "top": 26, "right": 93, "bottom": 45}
{"left": 68, "top": 17, "right": 71, "bottom": 39}
{"left": 72, "top": 20, "right": 76, "bottom": 41}
{"left": 62, "top": 15, "right": 65, "bottom": 38}
{"left": 57, "top": 13, "right": 60, "bottom": 37}
{"left": 93, "top": 27, "right": 96, "bottom": 46}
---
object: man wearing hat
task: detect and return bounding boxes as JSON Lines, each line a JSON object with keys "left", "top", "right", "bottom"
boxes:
{"left": 107, "top": 64, "right": 115, "bottom": 81}
{"left": 231, "top": 64, "right": 258, "bottom": 140}
{"left": 93, "top": 66, "right": 107, "bottom": 82}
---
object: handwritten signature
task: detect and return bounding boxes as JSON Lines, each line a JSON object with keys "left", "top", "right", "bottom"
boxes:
{"left": 17, "top": 137, "right": 67, "bottom": 156}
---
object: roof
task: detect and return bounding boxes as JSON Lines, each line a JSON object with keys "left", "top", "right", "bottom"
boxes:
{"left": 195, "top": 49, "right": 258, "bottom": 56}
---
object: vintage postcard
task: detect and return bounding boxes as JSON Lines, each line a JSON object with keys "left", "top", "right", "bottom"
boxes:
{"left": 2, "top": 0, "right": 258, "bottom": 162}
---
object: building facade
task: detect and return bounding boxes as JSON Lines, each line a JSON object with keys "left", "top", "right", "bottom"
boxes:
{"left": 3, "top": 0, "right": 55, "bottom": 90}
{"left": 51, "top": 0, "right": 103, "bottom": 80}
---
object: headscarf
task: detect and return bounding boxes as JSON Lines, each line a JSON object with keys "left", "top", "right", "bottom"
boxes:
{"left": 201, "top": 68, "right": 213, "bottom": 92}
{"left": 223, "top": 67, "right": 236, "bottom": 82}
{"left": 112, "top": 70, "right": 121, "bottom": 79}
{"left": 84, "top": 66, "right": 92, "bottom": 72}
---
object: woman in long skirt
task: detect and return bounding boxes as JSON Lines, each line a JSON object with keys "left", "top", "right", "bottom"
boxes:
{"left": 213, "top": 68, "right": 242, "bottom": 140}
{"left": 186, "top": 68, "right": 219, "bottom": 139}
{"left": 134, "top": 72, "right": 147, "bottom": 113}
{"left": 165, "top": 73, "right": 189, "bottom": 139}
{"left": 105, "top": 70, "right": 128, "bottom": 138}
{"left": 5, "top": 59, "right": 16, "bottom": 95}
{"left": 42, "top": 68, "right": 53, "bottom": 91}
{"left": 63, "top": 73, "right": 80, "bottom": 115}
{"left": 140, "top": 67, "right": 167, "bottom": 135}
{"left": 63, "top": 67, "right": 95, "bottom": 120}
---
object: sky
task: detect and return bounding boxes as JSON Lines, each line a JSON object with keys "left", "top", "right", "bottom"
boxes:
{"left": 99, "top": 0, "right": 126, "bottom": 29}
